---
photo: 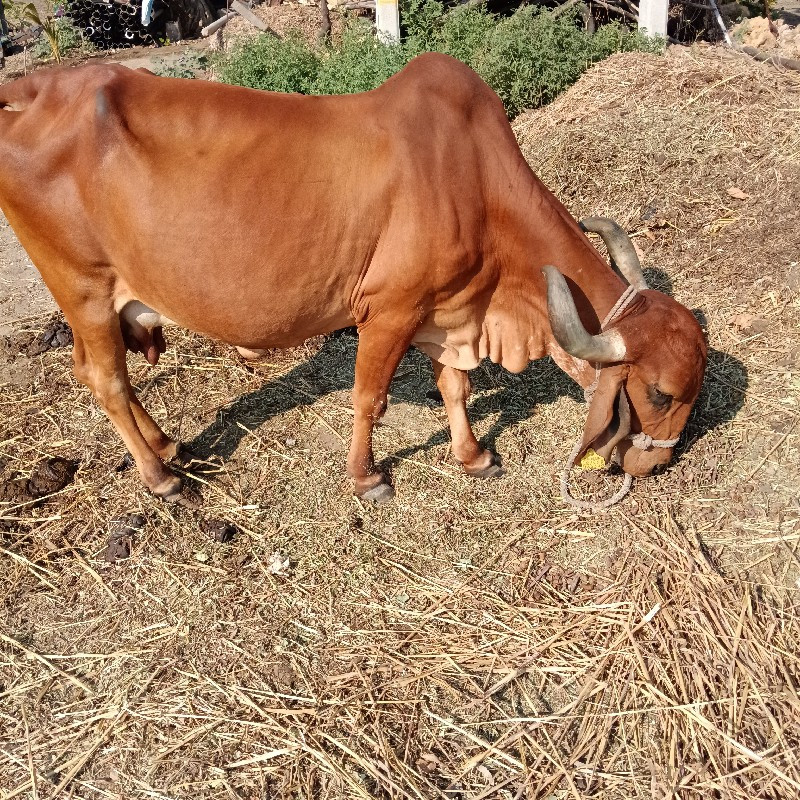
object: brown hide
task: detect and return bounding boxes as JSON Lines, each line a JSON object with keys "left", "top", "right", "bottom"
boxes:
{"left": 0, "top": 54, "right": 706, "bottom": 501}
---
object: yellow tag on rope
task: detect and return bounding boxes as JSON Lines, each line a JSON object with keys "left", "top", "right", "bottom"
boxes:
{"left": 579, "top": 449, "right": 606, "bottom": 471}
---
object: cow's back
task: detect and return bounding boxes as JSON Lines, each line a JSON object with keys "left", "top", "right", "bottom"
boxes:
{"left": 0, "top": 55, "right": 527, "bottom": 349}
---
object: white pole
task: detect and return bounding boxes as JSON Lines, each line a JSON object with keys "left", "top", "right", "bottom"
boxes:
{"left": 375, "top": 0, "right": 400, "bottom": 44}
{"left": 638, "top": 0, "right": 668, "bottom": 38}
{"left": 708, "top": 0, "right": 733, "bottom": 45}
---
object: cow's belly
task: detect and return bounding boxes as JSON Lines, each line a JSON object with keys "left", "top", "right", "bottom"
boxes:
{"left": 114, "top": 286, "right": 352, "bottom": 364}
{"left": 116, "top": 299, "right": 277, "bottom": 364}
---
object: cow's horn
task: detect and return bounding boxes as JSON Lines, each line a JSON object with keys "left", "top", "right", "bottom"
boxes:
{"left": 579, "top": 217, "right": 648, "bottom": 291}
{"left": 542, "top": 266, "right": 627, "bottom": 363}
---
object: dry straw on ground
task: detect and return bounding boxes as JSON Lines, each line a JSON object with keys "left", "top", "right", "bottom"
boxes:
{"left": 1, "top": 46, "right": 800, "bottom": 799}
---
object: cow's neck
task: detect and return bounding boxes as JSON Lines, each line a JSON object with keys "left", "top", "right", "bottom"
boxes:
{"left": 513, "top": 190, "right": 631, "bottom": 388}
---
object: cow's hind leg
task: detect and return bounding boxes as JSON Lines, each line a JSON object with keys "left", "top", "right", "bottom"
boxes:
{"left": 71, "top": 324, "right": 183, "bottom": 500}
{"left": 431, "top": 361, "right": 503, "bottom": 478}
{"left": 348, "top": 324, "right": 415, "bottom": 503}
{"left": 127, "top": 392, "right": 180, "bottom": 462}
{"left": 116, "top": 319, "right": 179, "bottom": 459}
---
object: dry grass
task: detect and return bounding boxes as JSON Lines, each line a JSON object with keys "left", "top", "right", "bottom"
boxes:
{"left": 1, "top": 45, "right": 800, "bottom": 799}
{"left": 223, "top": 2, "right": 345, "bottom": 46}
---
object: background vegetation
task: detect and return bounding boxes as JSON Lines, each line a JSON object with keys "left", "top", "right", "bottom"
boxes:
{"left": 217, "top": 2, "right": 663, "bottom": 116}
{"left": 6, "top": 1, "right": 88, "bottom": 61}
{"left": 30, "top": 13, "right": 85, "bottom": 60}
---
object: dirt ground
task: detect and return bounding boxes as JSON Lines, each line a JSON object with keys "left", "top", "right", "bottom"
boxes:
{"left": 1, "top": 26, "right": 800, "bottom": 800}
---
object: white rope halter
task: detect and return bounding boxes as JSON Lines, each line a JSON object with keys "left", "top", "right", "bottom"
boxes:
{"left": 561, "top": 287, "right": 679, "bottom": 510}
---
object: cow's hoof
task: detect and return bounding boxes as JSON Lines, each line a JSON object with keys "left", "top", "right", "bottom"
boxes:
{"left": 464, "top": 452, "right": 504, "bottom": 479}
{"left": 359, "top": 482, "right": 396, "bottom": 504}
{"left": 152, "top": 474, "right": 184, "bottom": 503}
{"left": 473, "top": 462, "right": 504, "bottom": 479}
{"left": 170, "top": 445, "right": 199, "bottom": 468}
{"left": 158, "top": 440, "right": 182, "bottom": 462}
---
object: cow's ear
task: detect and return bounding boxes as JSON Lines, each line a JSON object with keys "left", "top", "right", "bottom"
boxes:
{"left": 578, "top": 368, "right": 631, "bottom": 463}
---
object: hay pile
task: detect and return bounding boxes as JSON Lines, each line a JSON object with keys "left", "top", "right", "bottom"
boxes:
{"left": 222, "top": 1, "right": 344, "bottom": 46}
{"left": 514, "top": 44, "right": 800, "bottom": 288}
{"left": 1, "top": 46, "right": 800, "bottom": 799}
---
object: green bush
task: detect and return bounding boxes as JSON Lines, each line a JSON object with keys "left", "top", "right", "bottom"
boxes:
{"left": 218, "top": 31, "right": 321, "bottom": 94}
{"left": 472, "top": 7, "right": 661, "bottom": 116}
{"left": 313, "top": 22, "right": 408, "bottom": 95}
{"left": 431, "top": 3, "right": 496, "bottom": 65}
{"left": 475, "top": 8, "right": 590, "bottom": 115}
{"left": 217, "top": 4, "right": 663, "bottom": 117}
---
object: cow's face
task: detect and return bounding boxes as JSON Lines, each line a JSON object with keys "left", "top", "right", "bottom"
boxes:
{"left": 543, "top": 266, "right": 707, "bottom": 479}
{"left": 585, "top": 294, "right": 707, "bottom": 477}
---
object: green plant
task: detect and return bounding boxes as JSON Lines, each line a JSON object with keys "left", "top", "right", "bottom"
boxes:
{"left": 313, "top": 21, "right": 408, "bottom": 95}
{"left": 217, "top": 5, "right": 664, "bottom": 118}
{"left": 9, "top": 1, "right": 86, "bottom": 62}
{"left": 30, "top": 13, "right": 84, "bottom": 61}
{"left": 9, "top": 1, "right": 61, "bottom": 61}
{"left": 217, "top": 31, "right": 322, "bottom": 94}
{"left": 401, "top": 0, "right": 449, "bottom": 52}
{"left": 474, "top": 8, "right": 662, "bottom": 117}
{"left": 430, "top": 3, "right": 496, "bottom": 64}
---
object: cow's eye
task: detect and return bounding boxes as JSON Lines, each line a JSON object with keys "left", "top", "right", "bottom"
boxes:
{"left": 648, "top": 386, "right": 673, "bottom": 409}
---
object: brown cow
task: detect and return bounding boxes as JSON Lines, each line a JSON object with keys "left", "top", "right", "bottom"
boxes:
{"left": 0, "top": 55, "right": 706, "bottom": 504}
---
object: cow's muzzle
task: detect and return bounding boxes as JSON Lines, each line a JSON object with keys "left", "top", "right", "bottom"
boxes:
{"left": 597, "top": 387, "right": 679, "bottom": 477}
{"left": 613, "top": 438, "right": 674, "bottom": 477}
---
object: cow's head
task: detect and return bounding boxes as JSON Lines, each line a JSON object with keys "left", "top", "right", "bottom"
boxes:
{"left": 543, "top": 220, "right": 707, "bottom": 478}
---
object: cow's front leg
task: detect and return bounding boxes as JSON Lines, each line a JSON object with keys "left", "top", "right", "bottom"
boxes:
{"left": 348, "top": 324, "right": 414, "bottom": 503}
{"left": 431, "top": 360, "right": 503, "bottom": 478}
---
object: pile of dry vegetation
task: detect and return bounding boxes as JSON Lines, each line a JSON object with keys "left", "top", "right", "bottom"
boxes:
{"left": 1, "top": 46, "right": 799, "bottom": 799}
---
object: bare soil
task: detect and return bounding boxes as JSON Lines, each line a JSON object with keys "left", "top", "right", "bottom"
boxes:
{"left": 1, "top": 37, "right": 799, "bottom": 800}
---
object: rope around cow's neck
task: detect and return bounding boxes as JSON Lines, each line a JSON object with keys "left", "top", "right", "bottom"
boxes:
{"left": 561, "top": 286, "right": 679, "bottom": 510}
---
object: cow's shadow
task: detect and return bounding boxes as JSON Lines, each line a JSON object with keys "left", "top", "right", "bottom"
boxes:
{"left": 187, "top": 274, "right": 747, "bottom": 472}
{"left": 186, "top": 333, "right": 581, "bottom": 467}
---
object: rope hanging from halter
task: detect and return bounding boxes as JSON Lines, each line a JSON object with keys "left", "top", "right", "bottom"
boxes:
{"left": 561, "top": 286, "right": 679, "bottom": 511}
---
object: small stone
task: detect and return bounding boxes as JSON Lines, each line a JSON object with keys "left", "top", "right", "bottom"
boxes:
{"left": 271, "top": 659, "right": 297, "bottom": 687}
{"left": 268, "top": 551, "right": 290, "bottom": 576}
{"left": 115, "top": 452, "right": 135, "bottom": 472}
{"left": 0, "top": 478, "right": 32, "bottom": 504}
{"left": 110, "top": 513, "right": 146, "bottom": 533}
{"left": 104, "top": 537, "right": 131, "bottom": 562}
{"left": 416, "top": 752, "right": 440, "bottom": 775}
